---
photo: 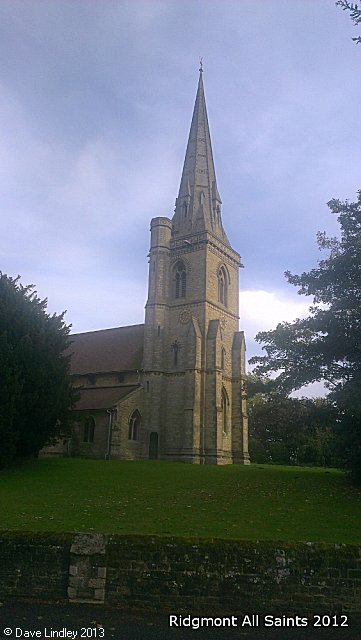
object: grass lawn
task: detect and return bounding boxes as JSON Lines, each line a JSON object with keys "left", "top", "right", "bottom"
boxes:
{"left": 1, "top": 459, "right": 360, "bottom": 544}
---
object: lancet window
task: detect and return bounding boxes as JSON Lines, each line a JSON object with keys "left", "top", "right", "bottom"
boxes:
{"left": 128, "top": 410, "right": 141, "bottom": 441}
{"left": 218, "top": 266, "right": 228, "bottom": 307}
{"left": 84, "top": 416, "right": 95, "bottom": 443}
{"left": 221, "top": 388, "right": 229, "bottom": 434}
{"left": 171, "top": 340, "right": 181, "bottom": 366}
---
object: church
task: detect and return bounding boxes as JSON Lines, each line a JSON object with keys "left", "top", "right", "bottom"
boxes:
{"left": 56, "top": 68, "right": 250, "bottom": 464}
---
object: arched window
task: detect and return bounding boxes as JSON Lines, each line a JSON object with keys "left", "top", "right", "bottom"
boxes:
{"left": 221, "top": 388, "right": 229, "bottom": 434}
{"left": 182, "top": 201, "right": 188, "bottom": 218}
{"left": 218, "top": 266, "right": 228, "bottom": 307}
{"left": 174, "top": 261, "right": 186, "bottom": 299}
{"left": 128, "top": 410, "right": 141, "bottom": 441}
{"left": 84, "top": 416, "right": 95, "bottom": 443}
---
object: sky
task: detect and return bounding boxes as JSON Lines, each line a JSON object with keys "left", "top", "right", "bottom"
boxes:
{"left": 1, "top": 0, "right": 360, "bottom": 391}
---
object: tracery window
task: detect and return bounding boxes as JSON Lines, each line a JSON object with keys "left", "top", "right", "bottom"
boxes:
{"left": 218, "top": 266, "right": 228, "bottom": 307}
{"left": 84, "top": 416, "right": 95, "bottom": 443}
{"left": 174, "top": 261, "right": 186, "bottom": 299}
{"left": 128, "top": 410, "right": 141, "bottom": 441}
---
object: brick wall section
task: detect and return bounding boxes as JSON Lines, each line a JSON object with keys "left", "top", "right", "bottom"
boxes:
{"left": 0, "top": 532, "right": 71, "bottom": 599}
{"left": 0, "top": 532, "right": 360, "bottom": 613}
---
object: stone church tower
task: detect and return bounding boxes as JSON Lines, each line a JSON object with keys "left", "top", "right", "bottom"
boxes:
{"left": 143, "top": 68, "right": 249, "bottom": 464}
{"left": 43, "top": 68, "right": 249, "bottom": 464}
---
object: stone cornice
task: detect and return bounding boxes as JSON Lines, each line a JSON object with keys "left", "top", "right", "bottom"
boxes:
{"left": 170, "top": 231, "right": 241, "bottom": 267}
{"left": 146, "top": 300, "right": 239, "bottom": 320}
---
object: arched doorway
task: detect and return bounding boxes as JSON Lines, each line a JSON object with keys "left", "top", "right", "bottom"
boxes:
{"left": 149, "top": 432, "right": 158, "bottom": 459}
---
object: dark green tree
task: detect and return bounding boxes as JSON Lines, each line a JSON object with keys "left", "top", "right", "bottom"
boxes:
{"left": 246, "top": 375, "right": 339, "bottom": 467}
{"left": 0, "top": 332, "right": 22, "bottom": 466}
{"left": 0, "top": 273, "right": 75, "bottom": 466}
{"left": 250, "top": 193, "right": 361, "bottom": 483}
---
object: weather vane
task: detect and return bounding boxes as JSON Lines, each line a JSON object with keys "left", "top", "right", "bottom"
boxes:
{"left": 199, "top": 57, "right": 203, "bottom": 73}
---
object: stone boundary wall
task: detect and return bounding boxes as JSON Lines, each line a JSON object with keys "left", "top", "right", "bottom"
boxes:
{"left": 0, "top": 532, "right": 360, "bottom": 613}
{"left": 0, "top": 532, "right": 71, "bottom": 600}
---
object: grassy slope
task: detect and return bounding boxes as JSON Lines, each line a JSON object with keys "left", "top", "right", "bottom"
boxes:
{"left": 1, "top": 459, "right": 360, "bottom": 543}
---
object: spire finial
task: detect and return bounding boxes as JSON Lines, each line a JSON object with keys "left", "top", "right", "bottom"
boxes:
{"left": 199, "top": 57, "right": 203, "bottom": 73}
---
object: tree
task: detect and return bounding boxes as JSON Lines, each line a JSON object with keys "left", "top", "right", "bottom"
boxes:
{"left": 246, "top": 375, "right": 339, "bottom": 467}
{"left": 250, "top": 193, "right": 361, "bottom": 483}
{"left": 0, "top": 332, "right": 22, "bottom": 467}
{"left": 336, "top": 1, "right": 361, "bottom": 43}
{"left": 0, "top": 273, "right": 75, "bottom": 466}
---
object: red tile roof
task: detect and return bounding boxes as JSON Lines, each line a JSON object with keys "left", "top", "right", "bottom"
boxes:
{"left": 74, "top": 385, "right": 139, "bottom": 411}
{"left": 68, "top": 324, "right": 144, "bottom": 375}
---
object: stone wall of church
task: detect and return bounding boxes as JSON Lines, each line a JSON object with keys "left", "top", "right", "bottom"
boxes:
{"left": 71, "top": 411, "right": 109, "bottom": 459}
{"left": 111, "top": 388, "right": 145, "bottom": 460}
{"left": 163, "top": 372, "right": 187, "bottom": 455}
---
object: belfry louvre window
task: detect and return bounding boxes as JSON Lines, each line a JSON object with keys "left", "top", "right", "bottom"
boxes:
{"left": 218, "top": 266, "right": 228, "bottom": 307}
{"left": 174, "top": 261, "right": 186, "bottom": 299}
{"left": 84, "top": 416, "right": 95, "bottom": 443}
{"left": 128, "top": 410, "right": 141, "bottom": 441}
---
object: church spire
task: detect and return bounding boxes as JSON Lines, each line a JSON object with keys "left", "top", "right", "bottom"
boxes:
{"left": 172, "top": 66, "right": 229, "bottom": 245}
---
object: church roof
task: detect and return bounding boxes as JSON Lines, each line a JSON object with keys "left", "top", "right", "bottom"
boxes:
{"left": 68, "top": 324, "right": 144, "bottom": 375}
{"left": 172, "top": 67, "right": 229, "bottom": 245}
{"left": 74, "top": 385, "right": 140, "bottom": 411}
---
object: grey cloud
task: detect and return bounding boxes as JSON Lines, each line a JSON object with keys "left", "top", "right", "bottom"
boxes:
{"left": 0, "top": 0, "right": 359, "bottom": 369}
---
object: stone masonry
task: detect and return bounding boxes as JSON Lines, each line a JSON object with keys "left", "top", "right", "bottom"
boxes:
{"left": 1, "top": 532, "right": 361, "bottom": 614}
{"left": 42, "top": 69, "right": 250, "bottom": 465}
{"left": 68, "top": 533, "right": 108, "bottom": 604}
{"left": 142, "top": 68, "right": 250, "bottom": 464}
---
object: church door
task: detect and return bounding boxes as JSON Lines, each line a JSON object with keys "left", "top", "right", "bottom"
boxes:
{"left": 149, "top": 432, "right": 158, "bottom": 459}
